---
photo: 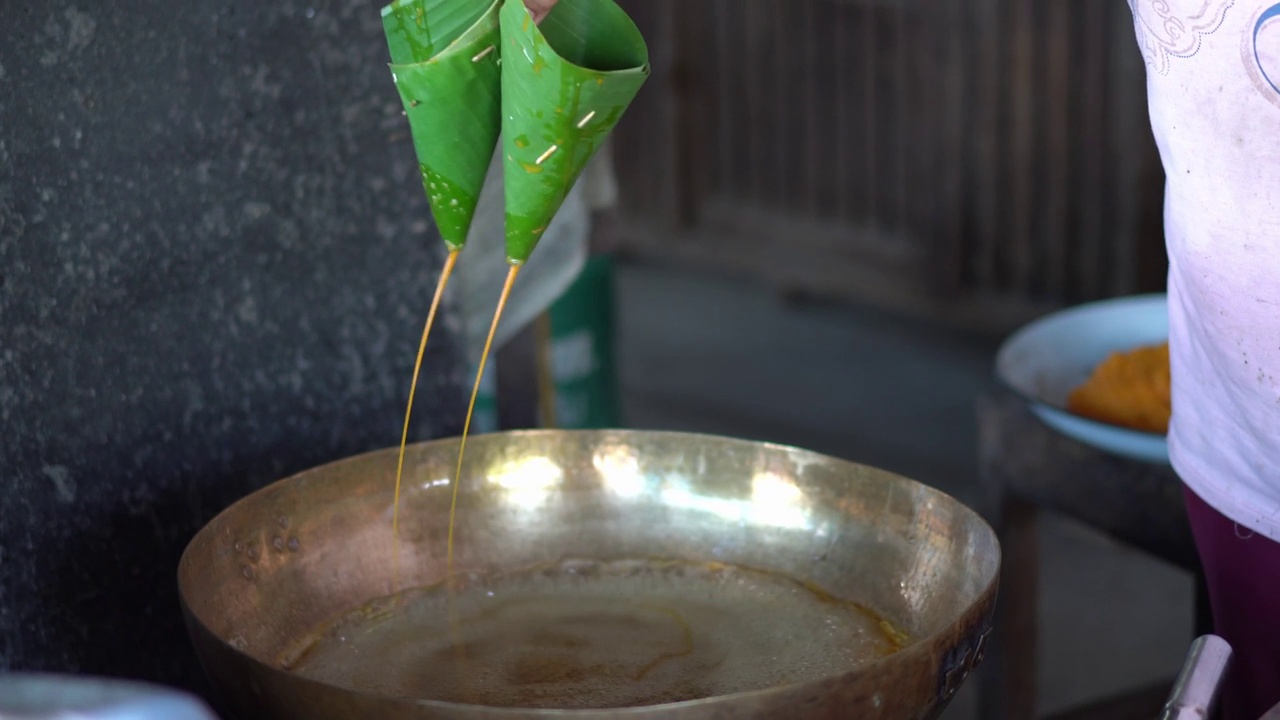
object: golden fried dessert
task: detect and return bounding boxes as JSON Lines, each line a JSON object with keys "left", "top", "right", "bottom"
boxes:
{"left": 1066, "top": 341, "right": 1171, "bottom": 434}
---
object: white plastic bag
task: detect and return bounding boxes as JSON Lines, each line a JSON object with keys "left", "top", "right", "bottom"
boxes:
{"left": 453, "top": 146, "right": 589, "bottom": 365}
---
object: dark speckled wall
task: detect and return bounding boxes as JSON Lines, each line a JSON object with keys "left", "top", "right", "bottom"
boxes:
{"left": 0, "top": 0, "right": 465, "bottom": 695}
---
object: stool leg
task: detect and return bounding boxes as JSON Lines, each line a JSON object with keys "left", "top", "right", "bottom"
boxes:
{"left": 979, "top": 494, "right": 1039, "bottom": 720}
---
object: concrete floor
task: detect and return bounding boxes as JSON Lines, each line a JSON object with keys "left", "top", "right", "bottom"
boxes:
{"left": 612, "top": 261, "right": 1194, "bottom": 718}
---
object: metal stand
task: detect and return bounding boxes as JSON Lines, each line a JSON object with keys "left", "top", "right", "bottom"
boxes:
{"left": 1159, "top": 635, "right": 1231, "bottom": 720}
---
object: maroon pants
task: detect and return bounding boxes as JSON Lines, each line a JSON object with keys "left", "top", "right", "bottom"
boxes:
{"left": 1183, "top": 486, "right": 1280, "bottom": 720}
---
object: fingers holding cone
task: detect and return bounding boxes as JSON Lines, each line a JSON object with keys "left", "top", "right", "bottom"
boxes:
{"left": 524, "top": 0, "right": 557, "bottom": 23}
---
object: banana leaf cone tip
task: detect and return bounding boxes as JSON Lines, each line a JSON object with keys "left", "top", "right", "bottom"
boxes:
{"left": 383, "top": 0, "right": 504, "bottom": 250}
{"left": 499, "top": 0, "right": 649, "bottom": 264}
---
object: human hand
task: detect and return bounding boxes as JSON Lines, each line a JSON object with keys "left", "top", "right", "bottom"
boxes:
{"left": 524, "top": 0, "right": 557, "bottom": 23}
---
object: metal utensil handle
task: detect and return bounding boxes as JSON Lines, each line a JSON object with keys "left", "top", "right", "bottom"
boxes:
{"left": 1159, "top": 635, "right": 1232, "bottom": 720}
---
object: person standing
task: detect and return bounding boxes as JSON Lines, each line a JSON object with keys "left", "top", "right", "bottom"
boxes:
{"left": 1125, "top": 2, "right": 1280, "bottom": 718}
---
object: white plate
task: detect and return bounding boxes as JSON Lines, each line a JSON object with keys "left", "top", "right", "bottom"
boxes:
{"left": 995, "top": 294, "right": 1170, "bottom": 465}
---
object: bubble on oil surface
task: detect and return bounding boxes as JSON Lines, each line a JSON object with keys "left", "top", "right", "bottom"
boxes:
{"left": 287, "top": 559, "right": 906, "bottom": 709}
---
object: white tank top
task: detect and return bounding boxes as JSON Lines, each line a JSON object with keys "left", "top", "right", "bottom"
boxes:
{"left": 1129, "top": 0, "right": 1280, "bottom": 538}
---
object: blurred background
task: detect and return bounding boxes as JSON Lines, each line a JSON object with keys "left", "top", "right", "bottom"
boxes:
{"left": 606, "top": 5, "right": 1185, "bottom": 716}
{"left": 0, "top": 1, "right": 1192, "bottom": 718}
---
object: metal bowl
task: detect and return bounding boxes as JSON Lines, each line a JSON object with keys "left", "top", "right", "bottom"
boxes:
{"left": 178, "top": 430, "right": 998, "bottom": 720}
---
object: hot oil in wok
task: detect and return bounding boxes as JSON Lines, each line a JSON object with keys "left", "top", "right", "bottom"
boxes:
{"left": 286, "top": 558, "right": 907, "bottom": 709}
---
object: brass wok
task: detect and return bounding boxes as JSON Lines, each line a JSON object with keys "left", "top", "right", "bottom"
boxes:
{"left": 178, "top": 430, "right": 999, "bottom": 720}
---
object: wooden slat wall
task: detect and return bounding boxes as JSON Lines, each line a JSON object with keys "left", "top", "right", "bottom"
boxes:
{"left": 610, "top": 0, "right": 1166, "bottom": 331}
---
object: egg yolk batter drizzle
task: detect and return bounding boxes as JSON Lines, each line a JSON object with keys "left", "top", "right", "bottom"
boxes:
{"left": 447, "top": 263, "right": 522, "bottom": 577}
{"left": 392, "top": 249, "right": 460, "bottom": 536}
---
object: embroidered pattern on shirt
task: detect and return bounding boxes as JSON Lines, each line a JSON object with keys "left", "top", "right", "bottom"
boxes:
{"left": 1130, "top": 0, "right": 1236, "bottom": 74}
{"left": 1242, "top": 2, "right": 1280, "bottom": 107}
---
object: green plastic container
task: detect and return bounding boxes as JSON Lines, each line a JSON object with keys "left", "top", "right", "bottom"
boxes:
{"left": 545, "top": 253, "right": 619, "bottom": 429}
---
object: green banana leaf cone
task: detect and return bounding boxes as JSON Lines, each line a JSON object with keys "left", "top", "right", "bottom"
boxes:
{"left": 383, "top": 0, "right": 504, "bottom": 250}
{"left": 499, "top": 0, "right": 649, "bottom": 264}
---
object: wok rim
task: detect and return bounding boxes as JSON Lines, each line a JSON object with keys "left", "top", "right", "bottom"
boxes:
{"left": 177, "top": 429, "right": 1001, "bottom": 715}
